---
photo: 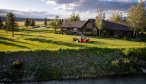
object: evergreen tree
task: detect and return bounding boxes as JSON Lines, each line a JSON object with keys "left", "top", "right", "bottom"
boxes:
{"left": 44, "top": 17, "right": 47, "bottom": 25}
{"left": 128, "top": 1, "right": 146, "bottom": 38}
{"left": 30, "top": 19, "right": 35, "bottom": 26}
{"left": 6, "top": 12, "right": 16, "bottom": 37}
{"left": 28, "top": 18, "right": 31, "bottom": 24}
{"left": 25, "top": 18, "right": 30, "bottom": 27}
{"left": 0, "top": 16, "right": 3, "bottom": 29}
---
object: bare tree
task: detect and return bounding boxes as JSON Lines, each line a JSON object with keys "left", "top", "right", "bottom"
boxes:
{"left": 95, "top": 9, "right": 105, "bottom": 36}
{"left": 110, "top": 11, "right": 122, "bottom": 23}
{"left": 68, "top": 13, "right": 80, "bottom": 21}
{"left": 50, "top": 16, "right": 60, "bottom": 33}
{"left": 128, "top": 1, "right": 146, "bottom": 38}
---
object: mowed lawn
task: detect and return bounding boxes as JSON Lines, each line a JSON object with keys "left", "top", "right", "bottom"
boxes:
{"left": 0, "top": 28, "right": 146, "bottom": 51}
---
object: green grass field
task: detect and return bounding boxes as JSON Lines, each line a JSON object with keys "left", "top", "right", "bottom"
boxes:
{"left": 0, "top": 28, "right": 146, "bottom": 51}
{"left": 1, "top": 28, "right": 146, "bottom": 81}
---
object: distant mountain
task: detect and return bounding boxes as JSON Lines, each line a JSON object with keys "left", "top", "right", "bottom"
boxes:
{"left": 1, "top": 17, "right": 53, "bottom": 21}
{"left": 0, "top": 9, "right": 58, "bottom": 20}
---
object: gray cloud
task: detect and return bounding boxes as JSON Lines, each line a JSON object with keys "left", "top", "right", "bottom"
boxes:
{"left": 43, "top": 0, "right": 139, "bottom": 11}
{"left": 0, "top": 0, "right": 144, "bottom": 19}
{"left": 40, "top": 0, "right": 143, "bottom": 19}
{"left": 0, "top": 9, "right": 59, "bottom": 18}
{"left": 75, "top": 0, "right": 137, "bottom": 12}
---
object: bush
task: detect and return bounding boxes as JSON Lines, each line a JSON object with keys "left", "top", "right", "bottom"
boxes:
{"left": 113, "top": 35, "right": 120, "bottom": 39}
{"left": 12, "top": 60, "right": 23, "bottom": 69}
{"left": 84, "top": 32, "right": 96, "bottom": 36}
{"left": 126, "top": 48, "right": 146, "bottom": 61}
{"left": 123, "top": 37, "right": 129, "bottom": 40}
{"left": 101, "top": 30, "right": 108, "bottom": 37}
{"left": 109, "top": 57, "right": 140, "bottom": 74}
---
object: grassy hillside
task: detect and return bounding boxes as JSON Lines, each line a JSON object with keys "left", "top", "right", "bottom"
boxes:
{"left": 0, "top": 28, "right": 146, "bottom": 82}
{"left": 0, "top": 28, "right": 146, "bottom": 51}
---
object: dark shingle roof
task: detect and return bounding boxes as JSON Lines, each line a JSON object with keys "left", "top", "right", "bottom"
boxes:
{"left": 61, "top": 19, "right": 132, "bottom": 31}
{"left": 89, "top": 19, "right": 131, "bottom": 31}
{"left": 103, "top": 21, "right": 131, "bottom": 31}
{"left": 61, "top": 21, "right": 87, "bottom": 28}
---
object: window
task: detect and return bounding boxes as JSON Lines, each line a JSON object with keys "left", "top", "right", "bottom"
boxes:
{"left": 73, "top": 28, "right": 78, "bottom": 32}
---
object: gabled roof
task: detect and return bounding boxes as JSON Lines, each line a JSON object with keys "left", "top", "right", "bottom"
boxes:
{"left": 61, "top": 19, "right": 132, "bottom": 32}
{"left": 103, "top": 21, "right": 131, "bottom": 31}
{"left": 89, "top": 19, "right": 131, "bottom": 31}
{"left": 61, "top": 21, "right": 87, "bottom": 28}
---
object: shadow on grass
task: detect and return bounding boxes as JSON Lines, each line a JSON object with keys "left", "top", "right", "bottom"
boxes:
{"left": 128, "top": 38, "right": 146, "bottom": 43}
{"left": 87, "top": 41, "right": 106, "bottom": 45}
{"left": 24, "top": 29, "right": 54, "bottom": 33}
{"left": 90, "top": 35, "right": 146, "bottom": 43}
{"left": 25, "top": 38, "right": 87, "bottom": 48}
{"left": 0, "top": 36, "right": 35, "bottom": 46}
{"left": 15, "top": 34, "right": 35, "bottom": 37}
{"left": 15, "top": 34, "right": 54, "bottom": 39}
{"left": 0, "top": 40, "right": 29, "bottom": 49}
{"left": 87, "top": 41, "right": 121, "bottom": 46}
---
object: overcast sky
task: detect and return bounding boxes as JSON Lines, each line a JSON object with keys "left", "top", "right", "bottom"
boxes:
{"left": 0, "top": 0, "right": 145, "bottom": 20}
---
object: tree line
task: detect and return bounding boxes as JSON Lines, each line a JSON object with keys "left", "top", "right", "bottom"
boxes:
{"left": 0, "top": 11, "right": 81, "bottom": 36}
{"left": 96, "top": 1, "right": 146, "bottom": 38}
{"left": 25, "top": 18, "right": 35, "bottom": 27}
{"left": 0, "top": 13, "right": 38, "bottom": 37}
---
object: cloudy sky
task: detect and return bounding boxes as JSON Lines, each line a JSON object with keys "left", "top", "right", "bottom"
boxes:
{"left": 0, "top": 0, "right": 145, "bottom": 20}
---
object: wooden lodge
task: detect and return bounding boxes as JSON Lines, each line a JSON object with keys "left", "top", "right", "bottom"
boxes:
{"left": 61, "top": 19, "right": 133, "bottom": 37}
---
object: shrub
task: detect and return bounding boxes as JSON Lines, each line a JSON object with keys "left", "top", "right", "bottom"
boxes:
{"left": 113, "top": 35, "right": 120, "bottom": 39}
{"left": 112, "top": 59, "right": 119, "bottom": 66}
{"left": 126, "top": 48, "right": 146, "bottom": 61}
{"left": 123, "top": 37, "right": 128, "bottom": 40}
{"left": 122, "top": 58, "right": 130, "bottom": 64}
{"left": 12, "top": 60, "right": 23, "bottom": 69}
{"left": 140, "top": 38, "right": 146, "bottom": 42}
{"left": 84, "top": 32, "right": 95, "bottom": 36}
{"left": 55, "top": 31, "right": 60, "bottom": 34}
{"left": 101, "top": 30, "right": 108, "bottom": 37}
{"left": 110, "top": 57, "right": 140, "bottom": 74}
